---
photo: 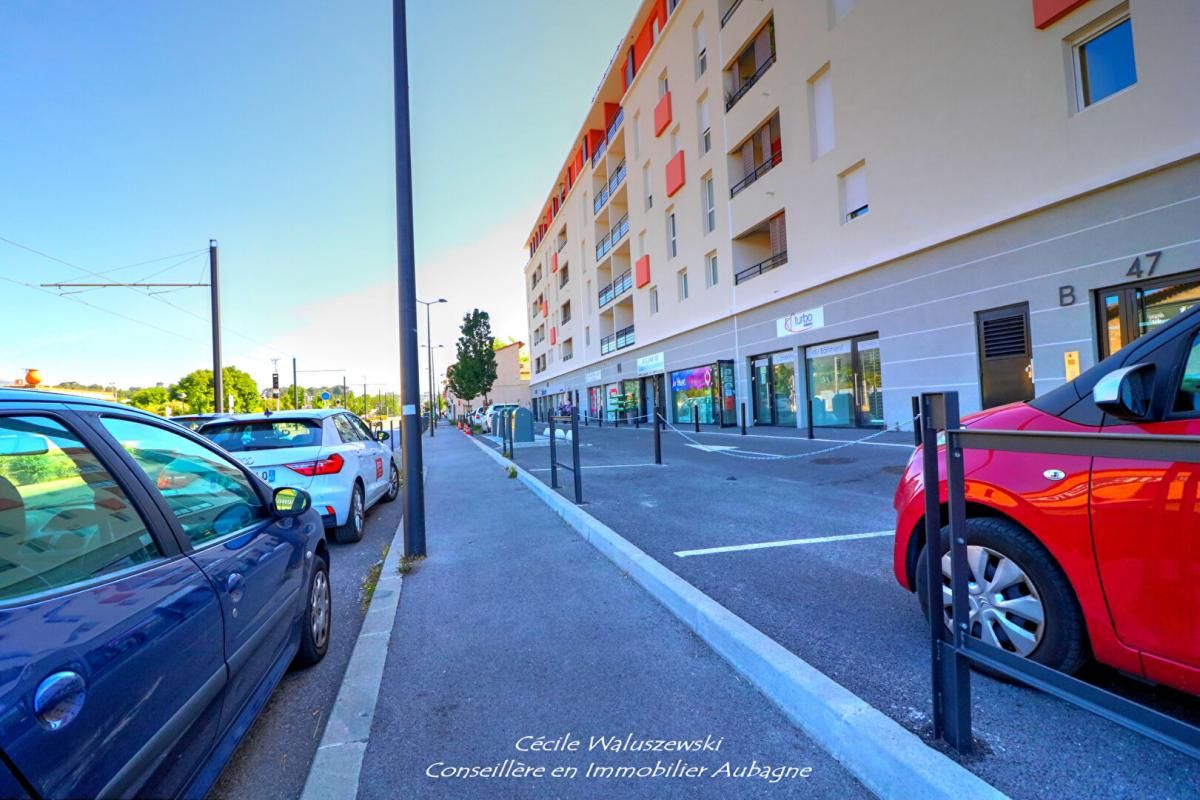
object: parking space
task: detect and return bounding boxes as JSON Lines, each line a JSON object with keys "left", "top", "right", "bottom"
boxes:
{"left": 210, "top": 499, "right": 402, "bottom": 800}
{"left": 492, "top": 424, "right": 1200, "bottom": 800}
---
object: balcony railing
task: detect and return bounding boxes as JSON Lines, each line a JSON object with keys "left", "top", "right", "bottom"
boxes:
{"left": 591, "top": 136, "right": 607, "bottom": 167}
{"left": 599, "top": 324, "right": 636, "bottom": 355}
{"left": 734, "top": 250, "right": 788, "bottom": 285}
{"left": 593, "top": 159, "right": 627, "bottom": 215}
{"left": 719, "top": 0, "right": 744, "bottom": 28}
{"left": 597, "top": 268, "right": 633, "bottom": 308}
{"left": 595, "top": 212, "right": 630, "bottom": 261}
{"left": 725, "top": 52, "right": 776, "bottom": 112}
{"left": 730, "top": 151, "right": 783, "bottom": 198}
{"left": 606, "top": 107, "right": 624, "bottom": 142}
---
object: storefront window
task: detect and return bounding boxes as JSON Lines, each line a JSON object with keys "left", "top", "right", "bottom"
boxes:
{"left": 856, "top": 339, "right": 883, "bottom": 427}
{"left": 604, "top": 383, "right": 622, "bottom": 420}
{"left": 588, "top": 386, "right": 602, "bottom": 420}
{"left": 806, "top": 335, "right": 883, "bottom": 428}
{"left": 670, "top": 366, "right": 716, "bottom": 424}
{"left": 621, "top": 380, "right": 641, "bottom": 420}
{"left": 773, "top": 352, "right": 797, "bottom": 427}
{"left": 1098, "top": 271, "right": 1200, "bottom": 358}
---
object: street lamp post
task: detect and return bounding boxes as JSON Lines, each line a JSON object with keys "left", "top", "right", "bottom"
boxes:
{"left": 421, "top": 343, "right": 444, "bottom": 430}
{"left": 417, "top": 298, "right": 447, "bottom": 437}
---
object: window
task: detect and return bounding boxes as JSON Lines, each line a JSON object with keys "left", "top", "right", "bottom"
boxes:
{"left": 633, "top": 112, "right": 642, "bottom": 160}
{"left": 693, "top": 18, "right": 707, "bottom": 77}
{"left": 705, "top": 252, "right": 719, "bottom": 287}
{"left": 667, "top": 212, "right": 678, "bottom": 258}
{"left": 204, "top": 418, "right": 323, "bottom": 452}
{"left": 650, "top": 286, "right": 660, "bottom": 314}
{"left": 562, "top": 338, "right": 574, "bottom": 362}
{"left": 669, "top": 128, "right": 680, "bottom": 156}
{"left": 637, "top": 231, "right": 646, "bottom": 258}
{"left": 332, "top": 414, "right": 363, "bottom": 443}
{"left": 559, "top": 264, "right": 570, "bottom": 287}
{"left": 561, "top": 301, "right": 572, "bottom": 324}
{"left": 643, "top": 162, "right": 653, "bottom": 210}
{"left": 808, "top": 63, "right": 835, "bottom": 159}
{"left": 0, "top": 416, "right": 160, "bottom": 600}
{"left": 1073, "top": 10, "right": 1137, "bottom": 109}
{"left": 702, "top": 174, "right": 716, "bottom": 233}
{"left": 829, "top": 0, "right": 855, "bottom": 26}
{"left": 658, "top": 71, "right": 669, "bottom": 99}
{"left": 585, "top": 326, "right": 591, "bottom": 346}
{"left": 677, "top": 268, "right": 689, "bottom": 300}
{"left": 1175, "top": 333, "right": 1200, "bottom": 413}
{"left": 840, "top": 161, "right": 868, "bottom": 222}
{"left": 668, "top": 0, "right": 680, "bottom": 14}
{"left": 698, "top": 99, "right": 711, "bottom": 154}
{"left": 101, "top": 417, "right": 268, "bottom": 547}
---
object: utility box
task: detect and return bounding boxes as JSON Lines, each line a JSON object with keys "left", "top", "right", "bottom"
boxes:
{"left": 513, "top": 407, "right": 535, "bottom": 442}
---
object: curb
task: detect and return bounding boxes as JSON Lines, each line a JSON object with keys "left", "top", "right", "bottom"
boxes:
{"left": 299, "top": 516, "right": 408, "bottom": 800}
{"left": 466, "top": 433, "right": 1007, "bottom": 800}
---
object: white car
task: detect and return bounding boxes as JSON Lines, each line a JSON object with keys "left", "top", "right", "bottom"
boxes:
{"left": 198, "top": 409, "right": 399, "bottom": 543}
{"left": 482, "top": 403, "right": 519, "bottom": 433}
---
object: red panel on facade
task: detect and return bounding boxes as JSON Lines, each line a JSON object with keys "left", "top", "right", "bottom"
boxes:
{"left": 635, "top": 254, "right": 651, "bottom": 288}
{"left": 574, "top": 148, "right": 584, "bottom": 175}
{"left": 665, "top": 150, "right": 685, "bottom": 197}
{"left": 551, "top": 252, "right": 558, "bottom": 273}
{"left": 587, "top": 129, "right": 605, "bottom": 158}
{"left": 550, "top": 327, "right": 557, "bottom": 345}
{"left": 654, "top": 91, "right": 672, "bottom": 137}
{"left": 541, "top": 301, "right": 548, "bottom": 318}
{"left": 1032, "top": 0, "right": 1090, "bottom": 28}
{"left": 604, "top": 102, "right": 621, "bottom": 129}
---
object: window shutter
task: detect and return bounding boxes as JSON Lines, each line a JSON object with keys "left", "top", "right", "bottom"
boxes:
{"left": 844, "top": 166, "right": 867, "bottom": 214}
{"left": 982, "top": 314, "right": 1029, "bottom": 358}
{"left": 769, "top": 214, "right": 787, "bottom": 255}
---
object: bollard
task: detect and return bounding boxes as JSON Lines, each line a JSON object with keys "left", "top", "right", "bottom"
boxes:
{"left": 653, "top": 411, "right": 662, "bottom": 465}
{"left": 694, "top": 411, "right": 700, "bottom": 434}
{"left": 634, "top": 412, "right": 640, "bottom": 429}
{"left": 740, "top": 402, "right": 747, "bottom": 436}
{"left": 570, "top": 408, "right": 582, "bottom": 504}
{"left": 549, "top": 414, "right": 559, "bottom": 489}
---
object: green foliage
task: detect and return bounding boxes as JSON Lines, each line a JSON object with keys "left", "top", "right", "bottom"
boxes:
{"left": 129, "top": 386, "right": 169, "bottom": 413}
{"left": 172, "top": 366, "right": 263, "bottom": 414}
{"left": 447, "top": 309, "right": 498, "bottom": 404}
{"left": 0, "top": 453, "right": 77, "bottom": 487}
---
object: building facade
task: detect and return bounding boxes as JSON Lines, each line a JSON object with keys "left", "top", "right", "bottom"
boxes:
{"left": 447, "top": 342, "right": 531, "bottom": 416}
{"left": 524, "top": 0, "right": 1200, "bottom": 431}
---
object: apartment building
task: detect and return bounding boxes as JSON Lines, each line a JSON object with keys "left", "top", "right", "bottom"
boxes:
{"left": 524, "top": 0, "right": 1200, "bottom": 431}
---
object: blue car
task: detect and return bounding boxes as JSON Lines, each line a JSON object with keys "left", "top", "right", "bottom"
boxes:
{"left": 0, "top": 389, "right": 331, "bottom": 799}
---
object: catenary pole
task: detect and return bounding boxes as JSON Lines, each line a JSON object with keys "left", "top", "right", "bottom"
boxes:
{"left": 209, "top": 240, "right": 224, "bottom": 412}
{"left": 393, "top": 0, "right": 426, "bottom": 557}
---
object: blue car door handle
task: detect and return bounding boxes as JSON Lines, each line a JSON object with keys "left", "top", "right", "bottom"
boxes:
{"left": 226, "top": 572, "right": 244, "bottom": 602}
{"left": 33, "top": 671, "right": 87, "bottom": 731}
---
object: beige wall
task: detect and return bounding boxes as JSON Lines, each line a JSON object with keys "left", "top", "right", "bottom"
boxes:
{"left": 525, "top": 0, "right": 1200, "bottom": 389}
{"left": 449, "top": 343, "right": 530, "bottom": 411}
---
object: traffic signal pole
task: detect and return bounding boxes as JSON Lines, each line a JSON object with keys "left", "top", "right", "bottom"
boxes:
{"left": 393, "top": 0, "right": 427, "bottom": 557}
{"left": 210, "top": 240, "right": 224, "bottom": 413}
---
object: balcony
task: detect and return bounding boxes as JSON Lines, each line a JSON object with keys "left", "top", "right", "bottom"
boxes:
{"left": 600, "top": 324, "right": 636, "bottom": 355}
{"left": 726, "top": 52, "right": 776, "bottom": 112}
{"left": 595, "top": 212, "right": 630, "bottom": 261}
{"left": 598, "top": 268, "right": 633, "bottom": 308}
{"left": 593, "top": 159, "right": 627, "bottom": 215}
{"left": 591, "top": 136, "right": 607, "bottom": 167}
{"left": 719, "top": 0, "right": 744, "bottom": 28}
{"left": 606, "top": 107, "right": 624, "bottom": 142}
{"left": 730, "top": 151, "right": 782, "bottom": 198}
{"left": 734, "top": 250, "right": 787, "bottom": 285}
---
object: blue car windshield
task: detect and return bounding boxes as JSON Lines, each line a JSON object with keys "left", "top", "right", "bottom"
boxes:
{"left": 200, "top": 420, "right": 321, "bottom": 452}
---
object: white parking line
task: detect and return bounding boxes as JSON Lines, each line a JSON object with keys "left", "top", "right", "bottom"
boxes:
{"left": 674, "top": 530, "right": 894, "bottom": 558}
{"left": 528, "top": 463, "right": 661, "bottom": 471}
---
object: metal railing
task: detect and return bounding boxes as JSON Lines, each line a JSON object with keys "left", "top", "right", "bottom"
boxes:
{"left": 591, "top": 137, "right": 607, "bottom": 167}
{"left": 719, "top": 0, "right": 744, "bottom": 28}
{"left": 548, "top": 410, "right": 583, "bottom": 504}
{"left": 594, "top": 212, "right": 630, "bottom": 261}
{"left": 593, "top": 159, "right": 627, "bottom": 215}
{"left": 606, "top": 107, "right": 624, "bottom": 142}
{"left": 600, "top": 323, "right": 636, "bottom": 355}
{"left": 730, "top": 151, "right": 783, "bottom": 198}
{"left": 725, "top": 52, "right": 776, "bottom": 111}
{"left": 733, "top": 250, "right": 787, "bottom": 284}
{"left": 597, "top": 268, "right": 633, "bottom": 308}
{"left": 918, "top": 391, "right": 1200, "bottom": 760}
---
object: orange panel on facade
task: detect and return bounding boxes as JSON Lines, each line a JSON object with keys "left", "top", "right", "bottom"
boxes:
{"left": 635, "top": 254, "right": 651, "bottom": 288}
{"left": 550, "top": 327, "right": 557, "bottom": 345}
{"left": 654, "top": 91, "right": 672, "bottom": 136}
{"left": 665, "top": 150, "right": 685, "bottom": 197}
{"left": 551, "top": 252, "right": 558, "bottom": 273}
{"left": 1032, "top": 0, "right": 1090, "bottom": 28}
{"left": 604, "top": 102, "right": 621, "bottom": 129}
{"left": 587, "top": 129, "right": 605, "bottom": 158}
{"left": 541, "top": 301, "right": 548, "bottom": 318}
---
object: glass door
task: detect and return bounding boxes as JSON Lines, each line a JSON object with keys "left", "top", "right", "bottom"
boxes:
{"left": 772, "top": 352, "right": 798, "bottom": 427}
{"left": 854, "top": 338, "right": 883, "bottom": 427}
{"left": 752, "top": 357, "right": 773, "bottom": 425}
{"left": 718, "top": 360, "right": 737, "bottom": 427}
{"left": 1097, "top": 270, "right": 1200, "bottom": 358}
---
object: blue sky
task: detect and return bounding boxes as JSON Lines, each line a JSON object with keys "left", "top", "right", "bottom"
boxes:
{"left": 0, "top": 0, "right": 637, "bottom": 392}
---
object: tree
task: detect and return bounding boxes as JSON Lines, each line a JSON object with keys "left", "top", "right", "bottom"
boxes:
{"left": 172, "top": 366, "right": 264, "bottom": 414}
{"left": 447, "top": 309, "right": 498, "bottom": 405}
{"left": 129, "top": 386, "right": 169, "bottom": 413}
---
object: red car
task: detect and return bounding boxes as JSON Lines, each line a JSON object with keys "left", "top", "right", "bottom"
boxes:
{"left": 893, "top": 305, "right": 1200, "bottom": 697}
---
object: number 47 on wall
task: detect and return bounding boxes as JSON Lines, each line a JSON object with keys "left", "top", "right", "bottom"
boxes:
{"left": 1127, "top": 251, "right": 1162, "bottom": 279}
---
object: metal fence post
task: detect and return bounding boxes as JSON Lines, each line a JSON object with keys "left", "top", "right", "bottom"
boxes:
{"left": 910, "top": 395, "right": 921, "bottom": 447}
{"left": 919, "top": 393, "right": 946, "bottom": 741}
{"left": 942, "top": 392, "right": 974, "bottom": 753}
{"left": 740, "top": 402, "right": 747, "bottom": 435}
{"left": 549, "top": 414, "right": 559, "bottom": 489}
{"left": 570, "top": 408, "right": 582, "bottom": 504}
{"left": 653, "top": 411, "right": 662, "bottom": 465}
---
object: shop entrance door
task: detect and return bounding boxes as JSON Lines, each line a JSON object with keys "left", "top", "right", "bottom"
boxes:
{"left": 752, "top": 356, "right": 773, "bottom": 424}
{"left": 751, "top": 352, "right": 797, "bottom": 426}
{"left": 975, "top": 303, "right": 1033, "bottom": 409}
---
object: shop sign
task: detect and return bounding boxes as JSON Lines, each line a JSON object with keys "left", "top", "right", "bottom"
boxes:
{"left": 776, "top": 307, "right": 825, "bottom": 338}
{"left": 670, "top": 366, "right": 713, "bottom": 392}
{"left": 636, "top": 352, "right": 665, "bottom": 376}
{"left": 586, "top": 370, "right": 603, "bottom": 383}
{"left": 807, "top": 340, "right": 852, "bottom": 359}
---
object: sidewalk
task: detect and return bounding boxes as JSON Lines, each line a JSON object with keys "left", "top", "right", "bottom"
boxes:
{"left": 353, "top": 431, "right": 871, "bottom": 799}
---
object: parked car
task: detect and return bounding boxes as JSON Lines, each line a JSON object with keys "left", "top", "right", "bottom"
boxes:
{"left": 0, "top": 389, "right": 330, "bottom": 799}
{"left": 170, "top": 412, "right": 233, "bottom": 431}
{"left": 893, "top": 304, "right": 1200, "bottom": 696}
{"left": 470, "top": 407, "right": 485, "bottom": 427}
{"left": 198, "top": 409, "right": 399, "bottom": 543}
{"left": 482, "top": 403, "right": 519, "bottom": 433}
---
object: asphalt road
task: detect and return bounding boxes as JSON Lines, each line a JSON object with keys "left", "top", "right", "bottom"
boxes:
{"left": 498, "top": 421, "right": 1200, "bottom": 800}
{"left": 209, "top": 492, "right": 402, "bottom": 800}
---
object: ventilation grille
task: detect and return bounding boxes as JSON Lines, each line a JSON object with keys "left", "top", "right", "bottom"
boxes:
{"left": 982, "top": 315, "right": 1028, "bottom": 359}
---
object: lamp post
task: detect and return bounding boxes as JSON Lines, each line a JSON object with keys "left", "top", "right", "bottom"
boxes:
{"left": 421, "top": 343, "right": 444, "bottom": 430}
{"left": 416, "top": 298, "right": 447, "bottom": 437}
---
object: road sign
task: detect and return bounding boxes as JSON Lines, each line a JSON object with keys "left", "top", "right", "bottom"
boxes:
{"left": 321, "top": 391, "right": 332, "bottom": 401}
